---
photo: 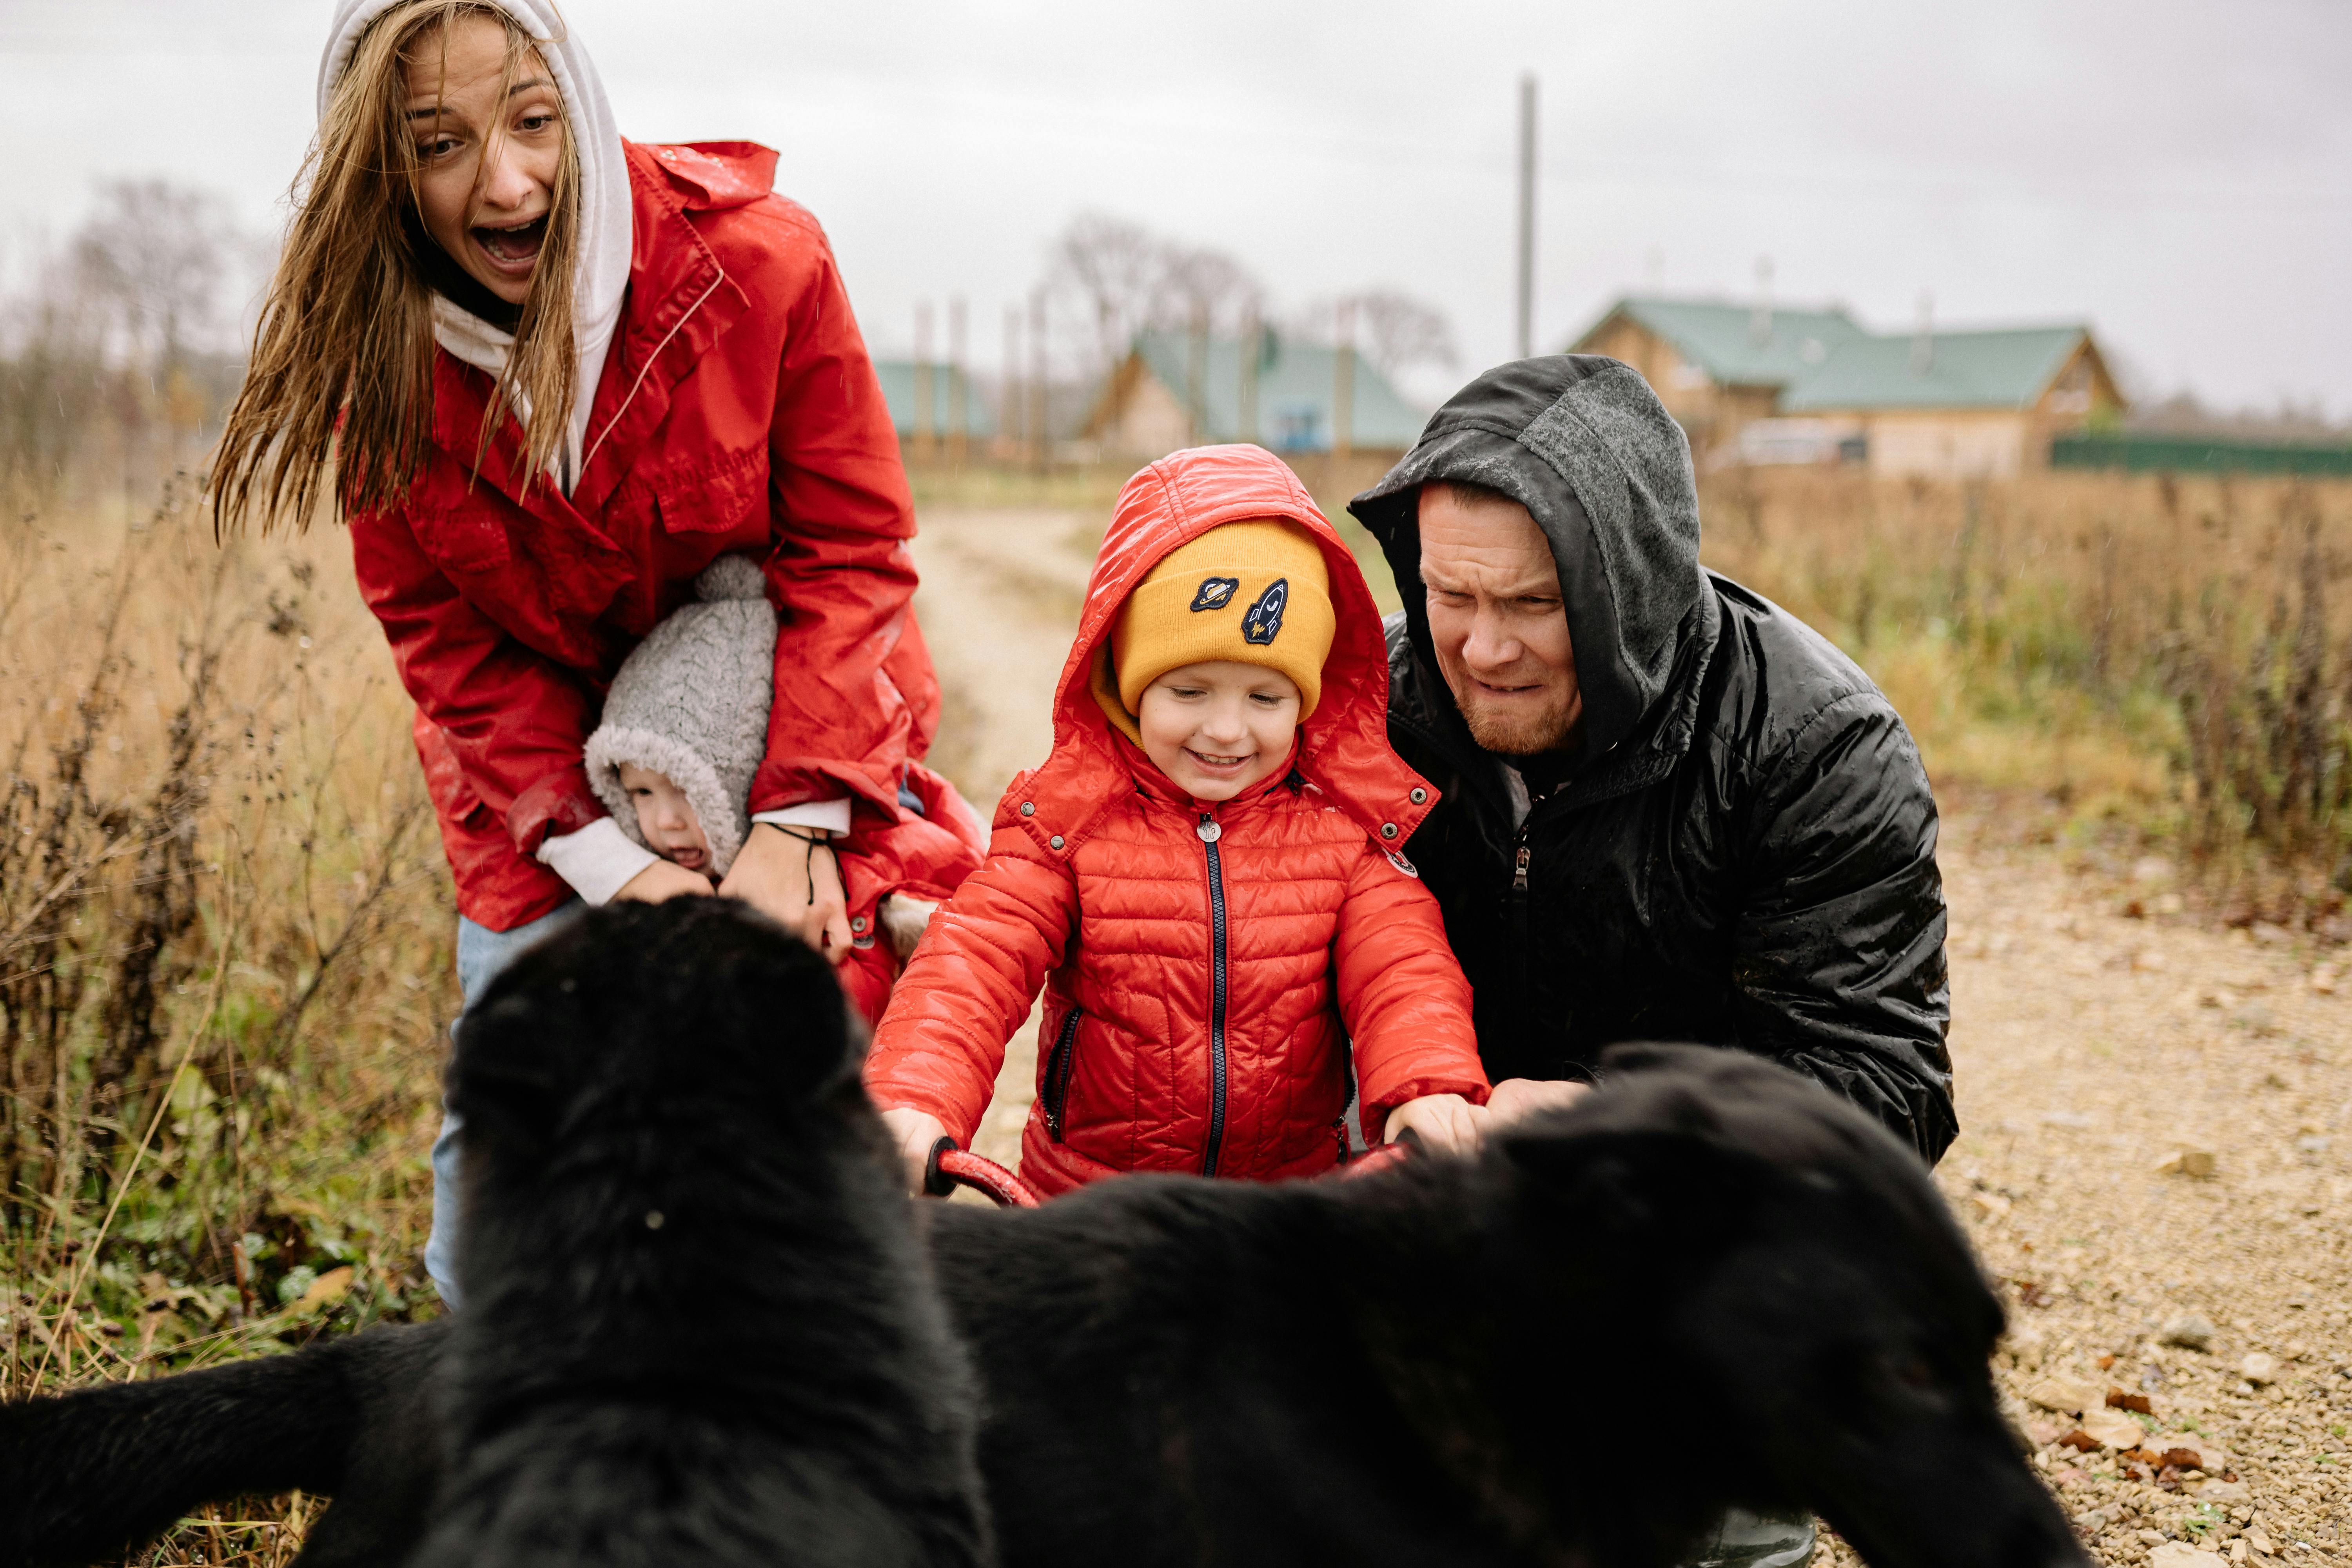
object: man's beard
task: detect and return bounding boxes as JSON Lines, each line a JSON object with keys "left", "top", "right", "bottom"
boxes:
{"left": 1453, "top": 682, "right": 1582, "bottom": 757}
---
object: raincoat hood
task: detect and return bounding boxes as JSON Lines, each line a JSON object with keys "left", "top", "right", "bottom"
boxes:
{"left": 1013, "top": 445, "right": 1436, "bottom": 857}
{"left": 1349, "top": 354, "right": 1715, "bottom": 769}
{"left": 319, "top": 0, "right": 632, "bottom": 488}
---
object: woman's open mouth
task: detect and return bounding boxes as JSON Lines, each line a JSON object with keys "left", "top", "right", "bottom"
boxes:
{"left": 471, "top": 214, "right": 547, "bottom": 272}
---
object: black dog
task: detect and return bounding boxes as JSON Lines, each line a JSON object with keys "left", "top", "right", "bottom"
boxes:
{"left": 4, "top": 1039, "right": 2081, "bottom": 1568}
{"left": 929, "top": 1042, "right": 2085, "bottom": 1568}
{"left": 0, "top": 900, "right": 991, "bottom": 1568}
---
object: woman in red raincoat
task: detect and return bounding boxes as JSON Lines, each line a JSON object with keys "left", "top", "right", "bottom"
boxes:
{"left": 211, "top": 0, "right": 982, "bottom": 1305}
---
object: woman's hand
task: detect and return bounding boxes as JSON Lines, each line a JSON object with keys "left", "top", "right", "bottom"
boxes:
{"left": 719, "top": 823, "right": 852, "bottom": 963}
{"left": 612, "top": 858, "right": 715, "bottom": 904}
{"left": 1383, "top": 1092, "right": 1488, "bottom": 1155}
{"left": 879, "top": 1106, "right": 950, "bottom": 1196}
{"left": 1484, "top": 1077, "right": 1592, "bottom": 1128}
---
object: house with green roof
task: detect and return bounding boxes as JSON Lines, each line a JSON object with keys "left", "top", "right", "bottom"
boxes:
{"left": 871, "top": 359, "right": 997, "bottom": 455}
{"left": 1083, "top": 330, "right": 1427, "bottom": 461}
{"left": 1574, "top": 296, "right": 2125, "bottom": 477}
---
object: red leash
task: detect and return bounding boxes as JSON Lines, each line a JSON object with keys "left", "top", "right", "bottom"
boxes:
{"left": 922, "top": 1137, "right": 1042, "bottom": 1209}
{"left": 921, "top": 1134, "right": 1412, "bottom": 1207}
{"left": 1335, "top": 1140, "right": 1414, "bottom": 1181}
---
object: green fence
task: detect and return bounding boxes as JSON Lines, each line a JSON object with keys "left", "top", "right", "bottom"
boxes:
{"left": 2052, "top": 432, "right": 2352, "bottom": 477}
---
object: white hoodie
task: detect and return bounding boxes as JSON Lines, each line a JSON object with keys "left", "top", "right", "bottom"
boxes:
{"left": 318, "top": 0, "right": 631, "bottom": 494}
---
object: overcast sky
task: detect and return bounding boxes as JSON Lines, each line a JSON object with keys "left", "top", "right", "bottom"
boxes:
{"left": 2, "top": 0, "right": 2347, "bottom": 414}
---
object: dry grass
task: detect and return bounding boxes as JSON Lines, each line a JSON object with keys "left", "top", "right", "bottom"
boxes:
{"left": 1693, "top": 469, "right": 2352, "bottom": 926}
{"left": 6, "top": 455, "right": 2352, "bottom": 1561}
{"left": 1, "top": 479, "right": 455, "bottom": 1563}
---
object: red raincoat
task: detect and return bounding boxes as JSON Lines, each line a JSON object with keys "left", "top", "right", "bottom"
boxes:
{"left": 865, "top": 445, "right": 1487, "bottom": 1196}
{"left": 350, "top": 141, "right": 983, "bottom": 971}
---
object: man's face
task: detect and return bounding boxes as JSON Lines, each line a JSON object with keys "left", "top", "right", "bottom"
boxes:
{"left": 1417, "top": 484, "right": 1581, "bottom": 756}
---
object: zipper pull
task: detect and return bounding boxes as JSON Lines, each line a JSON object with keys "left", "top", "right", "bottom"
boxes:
{"left": 1513, "top": 843, "right": 1531, "bottom": 891}
{"left": 1197, "top": 812, "right": 1222, "bottom": 843}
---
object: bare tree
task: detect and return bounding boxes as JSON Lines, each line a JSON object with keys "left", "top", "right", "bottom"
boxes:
{"left": 1345, "top": 290, "right": 1459, "bottom": 381}
{"left": 1047, "top": 213, "right": 1268, "bottom": 376}
{"left": 1156, "top": 245, "right": 1265, "bottom": 339}
{"left": 73, "top": 180, "right": 237, "bottom": 371}
{"left": 1049, "top": 212, "right": 1171, "bottom": 377}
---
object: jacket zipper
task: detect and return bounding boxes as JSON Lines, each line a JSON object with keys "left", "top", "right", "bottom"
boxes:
{"left": 1041, "top": 1007, "right": 1082, "bottom": 1142}
{"left": 1510, "top": 833, "right": 1532, "bottom": 1037}
{"left": 1198, "top": 811, "right": 1230, "bottom": 1176}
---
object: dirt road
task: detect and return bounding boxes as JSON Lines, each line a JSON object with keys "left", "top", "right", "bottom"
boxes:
{"left": 908, "top": 506, "right": 2352, "bottom": 1563}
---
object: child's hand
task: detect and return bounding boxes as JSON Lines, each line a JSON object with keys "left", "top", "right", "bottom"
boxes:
{"left": 1383, "top": 1093, "right": 1487, "bottom": 1155}
{"left": 1484, "top": 1077, "right": 1592, "bottom": 1128}
{"left": 613, "top": 858, "right": 716, "bottom": 904}
{"left": 878, "top": 1106, "right": 950, "bottom": 1195}
{"left": 720, "top": 824, "right": 853, "bottom": 963}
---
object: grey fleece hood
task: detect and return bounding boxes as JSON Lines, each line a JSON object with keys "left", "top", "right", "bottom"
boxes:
{"left": 1349, "top": 355, "right": 1711, "bottom": 768}
{"left": 584, "top": 555, "right": 777, "bottom": 877}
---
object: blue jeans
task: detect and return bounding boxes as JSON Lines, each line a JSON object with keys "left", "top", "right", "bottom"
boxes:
{"left": 424, "top": 900, "right": 583, "bottom": 1308}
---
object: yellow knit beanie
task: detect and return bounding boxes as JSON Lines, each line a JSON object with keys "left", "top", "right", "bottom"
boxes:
{"left": 1094, "top": 519, "right": 1335, "bottom": 741}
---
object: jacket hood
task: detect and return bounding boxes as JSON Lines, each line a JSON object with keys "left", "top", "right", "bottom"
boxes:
{"left": 1008, "top": 445, "right": 1436, "bottom": 859}
{"left": 584, "top": 554, "right": 777, "bottom": 877}
{"left": 1348, "top": 355, "right": 1711, "bottom": 768}
{"left": 320, "top": 0, "right": 632, "bottom": 488}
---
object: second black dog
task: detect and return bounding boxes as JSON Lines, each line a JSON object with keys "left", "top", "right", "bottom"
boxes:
{"left": 930, "top": 1042, "right": 2085, "bottom": 1568}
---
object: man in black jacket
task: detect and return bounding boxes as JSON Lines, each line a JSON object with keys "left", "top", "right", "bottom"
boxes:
{"left": 1351, "top": 356, "right": 1955, "bottom": 1168}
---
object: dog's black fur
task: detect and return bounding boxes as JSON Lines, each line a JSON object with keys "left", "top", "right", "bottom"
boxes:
{"left": 2, "top": 1028, "right": 2084, "bottom": 1568}
{"left": 0, "top": 900, "right": 991, "bottom": 1568}
{"left": 928, "top": 1043, "right": 2085, "bottom": 1568}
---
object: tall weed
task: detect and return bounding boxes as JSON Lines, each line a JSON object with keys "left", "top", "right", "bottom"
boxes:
{"left": 2, "top": 479, "right": 453, "bottom": 1440}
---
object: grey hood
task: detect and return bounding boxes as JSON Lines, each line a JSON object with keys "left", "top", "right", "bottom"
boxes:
{"left": 1350, "top": 355, "right": 1712, "bottom": 769}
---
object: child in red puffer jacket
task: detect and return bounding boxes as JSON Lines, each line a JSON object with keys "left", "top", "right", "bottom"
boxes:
{"left": 864, "top": 445, "right": 1489, "bottom": 1198}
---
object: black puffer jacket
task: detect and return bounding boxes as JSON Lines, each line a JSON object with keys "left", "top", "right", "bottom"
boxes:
{"left": 1351, "top": 357, "right": 1955, "bottom": 1164}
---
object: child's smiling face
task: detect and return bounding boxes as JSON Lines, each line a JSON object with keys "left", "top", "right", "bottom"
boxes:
{"left": 1135, "top": 661, "right": 1300, "bottom": 803}
{"left": 617, "top": 762, "right": 712, "bottom": 874}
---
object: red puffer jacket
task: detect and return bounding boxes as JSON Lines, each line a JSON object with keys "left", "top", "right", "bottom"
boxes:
{"left": 352, "top": 140, "right": 982, "bottom": 939}
{"left": 865, "top": 445, "right": 1486, "bottom": 1196}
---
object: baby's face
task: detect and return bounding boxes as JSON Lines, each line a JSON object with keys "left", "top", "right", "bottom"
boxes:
{"left": 1135, "top": 660, "right": 1300, "bottom": 803}
{"left": 617, "top": 762, "right": 711, "bottom": 875}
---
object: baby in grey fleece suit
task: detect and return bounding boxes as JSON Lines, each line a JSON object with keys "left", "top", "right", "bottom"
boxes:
{"left": 584, "top": 554, "right": 932, "bottom": 951}
{"left": 586, "top": 554, "right": 778, "bottom": 881}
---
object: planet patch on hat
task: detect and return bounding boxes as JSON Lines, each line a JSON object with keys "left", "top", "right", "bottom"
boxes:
{"left": 1190, "top": 577, "right": 1239, "bottom": 612}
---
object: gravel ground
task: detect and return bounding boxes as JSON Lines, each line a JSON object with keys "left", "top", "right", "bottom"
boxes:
{"left": 910, "top": 505, "right": 2352, "bottom": 1564}
{"left": 1851, "top": 808, "right": 2352, "bottom": 1567}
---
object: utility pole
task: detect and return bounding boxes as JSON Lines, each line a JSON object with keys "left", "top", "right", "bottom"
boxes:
{"left": 947, "top": 295, "right": 969, "bottom": 470}
{"left": 1237, "top": 308, "right": 1261, "bottom": 449}
{"left": 1002, "top": 305, "right": 1022, "bottom": 462}
{"left": 914, "top": 301, "right": 935, "bottom": 465}
{"left": 1515, "top": 72, "right": 1537, "bottom": 360}
{"left": 1332, "top": 296, "right": 1357, "bottom": 483}
{"left": 1186, "top": 301, "right": 1209, "bottom": 446}
{"left": 1028, "top": 288, "right": 1049, "bottom": 474}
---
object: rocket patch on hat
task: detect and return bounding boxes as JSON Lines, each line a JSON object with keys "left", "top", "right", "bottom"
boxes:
{"left": 1242, "top": 579, "right": 1289, "bottom": 645}
{"left": 1190, "top": 577, "right": 1240, "bottom": 612}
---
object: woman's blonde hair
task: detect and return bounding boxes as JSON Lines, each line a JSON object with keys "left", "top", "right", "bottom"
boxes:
{"left": 211, "top": 0, "right": 580, "bottom": 534}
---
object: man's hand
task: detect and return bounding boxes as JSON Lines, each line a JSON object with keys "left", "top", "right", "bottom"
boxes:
{"left": 879, "top": 1106, "right": 949, "bottom": 1195}
{"left": 719, "top": 823, "right": 852, "bottom": 963}
{"left": 1383, "top": 1092, "right": 1488, "bottom": 1155}
{"left": 1484, "top": 1077, "right": 1592, "bottom": 1127}
{"left": 612, "top": 858, "right": 715, "bottom": 904}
